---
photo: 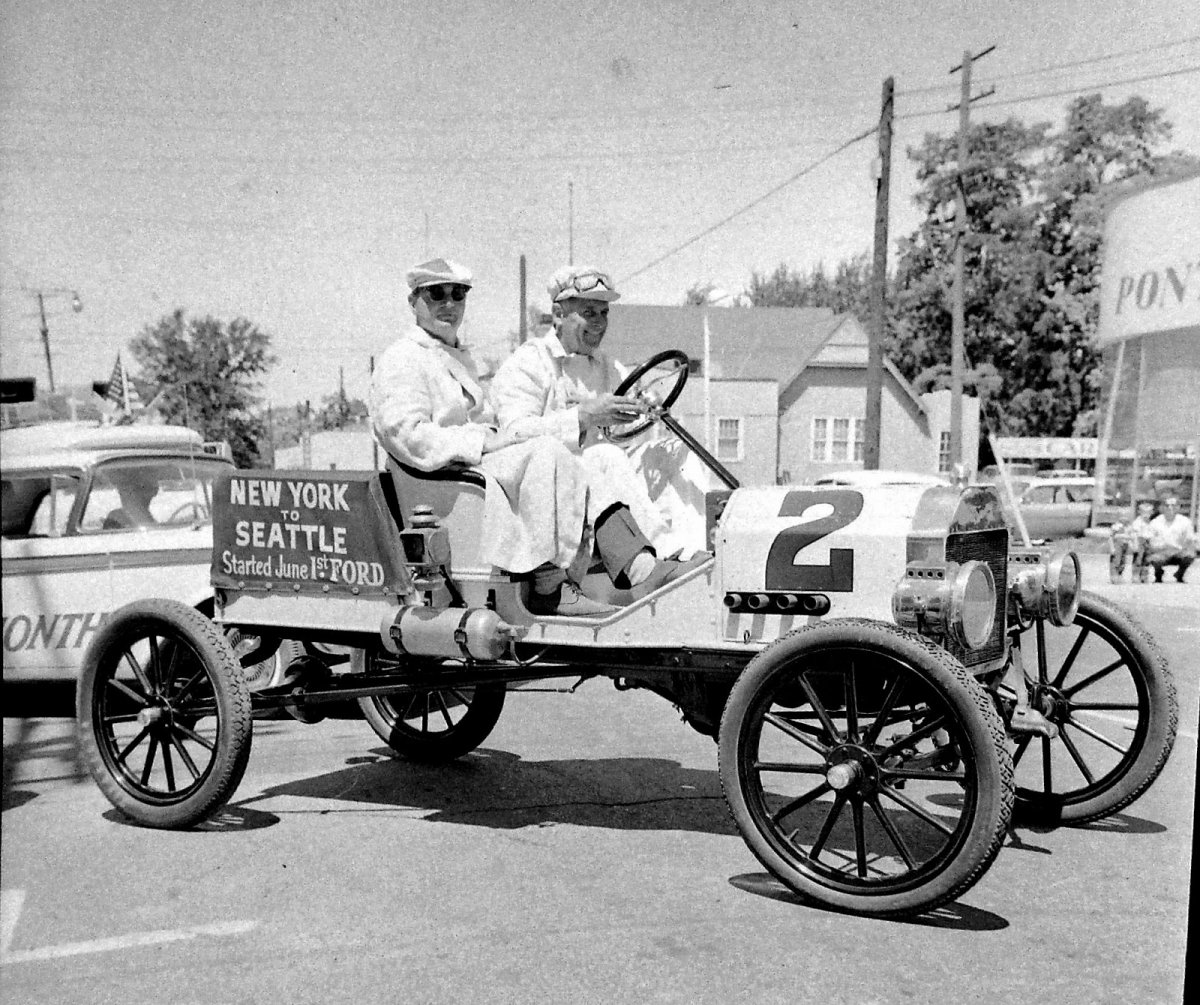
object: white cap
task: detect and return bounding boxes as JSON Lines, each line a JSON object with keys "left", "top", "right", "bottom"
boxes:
{"left": 547, "top": 265, "right": 620, "bottom": 303}
{"left": 406, "top": 257, "right": 473, "bottom": 291}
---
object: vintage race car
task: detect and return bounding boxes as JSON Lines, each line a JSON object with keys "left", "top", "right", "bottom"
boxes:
{"left": 1, "top": 422, "right": 289, "bottom": 691}
{"left": 73, "top": 352, "right": 1178, "bottom": 919}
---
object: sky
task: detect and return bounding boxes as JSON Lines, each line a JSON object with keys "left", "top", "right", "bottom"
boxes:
{"left": 1, "top": 0, "right": 1197, "bottom": 413}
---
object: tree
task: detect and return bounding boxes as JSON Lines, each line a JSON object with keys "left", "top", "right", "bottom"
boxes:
{"left": 745, "top": 255, "right": 876, "bottom": 316}
{"left": 129, "top": 310, "right": 277, "bottom": 467}
{"left": 892, "top": 95, "right": 1197, "bottom": 438}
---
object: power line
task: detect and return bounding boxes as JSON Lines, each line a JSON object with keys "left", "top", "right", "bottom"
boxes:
{"left": 896, "top": 64, "right": 1200, "bottom": 122}
{"left": 897, "top": 35, "right": 1200, "bottom": 95}
{"left": 619, "top": 125, "right": 878, "bottom": 285}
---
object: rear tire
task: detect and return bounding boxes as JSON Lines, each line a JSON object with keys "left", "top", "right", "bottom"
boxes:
{"left": 358, "top": 683, "right": 506, "bottom": 763}
{"left": 77, "top": 599, "right": 252, "bottom": 829}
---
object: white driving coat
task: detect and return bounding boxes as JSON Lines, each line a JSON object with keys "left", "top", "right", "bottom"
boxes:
{"left": 491, "top": 332, "right": 716, "bottom": 557}
{"left": 369, "top": 325, "right": 589, "bottom": 574}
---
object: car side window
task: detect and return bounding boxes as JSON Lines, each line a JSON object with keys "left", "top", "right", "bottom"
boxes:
{"left": 80, "top": 460, "right": 222, "bottom": 533}
{"left": 22, "top": 475, "right": 81, "bottom": 537}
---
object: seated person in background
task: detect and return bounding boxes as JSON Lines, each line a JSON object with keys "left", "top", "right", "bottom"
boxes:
{"left": 491, "top": 264, "right": 715, "bottom": 559}
{"left": 103, "top": 473, "right": 160, "bottom": 529}
{"left": 1145, "top": 496, "right": 1196, "bottom": 583}
{"left": 369, "top": 257, "right": 700, "bottom": 618}
{"left": 1109, "top": 500, "right": 1154, "bottom": 584}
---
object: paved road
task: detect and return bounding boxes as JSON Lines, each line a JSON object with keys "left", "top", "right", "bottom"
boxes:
{"left": 2, "top": 577, "right": 1195, "bottom": 1005}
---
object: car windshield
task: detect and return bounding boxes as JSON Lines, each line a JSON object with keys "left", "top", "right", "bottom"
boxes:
{"left": 79, "top": 458, "right": 230, "bottom": 533}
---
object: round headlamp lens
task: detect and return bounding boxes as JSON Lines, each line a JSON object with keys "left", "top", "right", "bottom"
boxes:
{"left": 1048, "top": 551, "right": 1081, "bottom": 626}
{"left": 956, "top": 561, "right": 997, "bottom": 650}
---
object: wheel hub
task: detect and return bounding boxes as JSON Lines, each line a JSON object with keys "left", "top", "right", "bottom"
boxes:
{"left": 137, "top": 706, "right": 168, "bottom": 727}
{"left": 825, "top": 746, "right": 877, "bottom": 795}
{"left": 1033, "top": 684, "right": 1069, "bottom": 723}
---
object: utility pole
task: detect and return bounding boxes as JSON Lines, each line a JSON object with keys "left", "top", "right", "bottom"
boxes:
{"left": 36, "top": 293, "right": 55, "bottom": 393}
{"left": 518, "top": 254, "right": 528, "bottom": 344}
{"left": 948, "top": 46, "right": 995, "bottom": 468}
{"left": 864, "top": 76, "right": 893, "bottom": 470}
{"left": 28, "top": 287, "right": 82, "bottom": 394}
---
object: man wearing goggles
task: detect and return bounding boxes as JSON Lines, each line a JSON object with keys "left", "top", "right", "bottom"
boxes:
{"left": 369, "top": 258, "right": 686, "bottom": 615}
{"left": 491, "top": 264, "right": 716, "bottom": 571}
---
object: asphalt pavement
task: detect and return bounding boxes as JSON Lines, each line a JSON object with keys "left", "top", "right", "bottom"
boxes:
{"left": 1, "top": 551, "right": 1195, "bottom": 1005}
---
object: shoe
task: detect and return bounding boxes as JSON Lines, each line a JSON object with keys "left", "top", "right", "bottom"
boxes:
{"left": 527, "top": 581, "right": 619, "bottom": 618}
{"left": 628, "top": 552, "right": 712, "bottom": 601}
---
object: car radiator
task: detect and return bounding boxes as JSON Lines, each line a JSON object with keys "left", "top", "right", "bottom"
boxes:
{"left": 944, "top": 528, "right": 1009, "bottom": 669}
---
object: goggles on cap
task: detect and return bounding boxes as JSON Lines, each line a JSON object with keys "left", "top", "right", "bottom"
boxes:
{"left": 556, "top": 270, "right": 614, "bottom": 300}
{"left": 420, "top": 283, "right": 469, "bottom": 303}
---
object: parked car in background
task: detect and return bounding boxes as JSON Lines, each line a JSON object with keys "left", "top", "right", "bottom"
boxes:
{"left": 999, "top": 475, "right": 1097, "bottom": 542}
{"left": 1, "top": 422, "right": 287, "bottom": 689}
{"left": 812, "top": 469, "right": 949, "bottom": 488}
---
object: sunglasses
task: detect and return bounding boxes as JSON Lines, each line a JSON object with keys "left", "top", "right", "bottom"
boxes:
{"left": 421, "top": 284, "right": 468, "bottom": 303}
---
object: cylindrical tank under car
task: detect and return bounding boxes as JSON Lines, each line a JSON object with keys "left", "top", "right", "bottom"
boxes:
{"left": 381, "top": 606, "right": 523, "bottom": 661}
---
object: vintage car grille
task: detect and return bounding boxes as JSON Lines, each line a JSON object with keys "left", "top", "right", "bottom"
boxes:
{"left": 944, "top": 528, "right": 1008, "bottom": 668}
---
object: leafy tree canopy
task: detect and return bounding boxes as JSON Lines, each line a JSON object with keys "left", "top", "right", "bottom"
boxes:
{"left": 705, "top": 94, "right": 1198, "bottom": 442}
{"left": 129, "top": 310, "right": 277, "bottom": 467}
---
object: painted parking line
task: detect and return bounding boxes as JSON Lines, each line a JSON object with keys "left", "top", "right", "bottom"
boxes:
{"left": 0, "top": 908, "right": 256, "bottom": 967}
{"left": 1, "top": 890, "right": 25, "bottom": 957}
{"left": 1073, "top": 709, "right": 1197, "bottom": 743}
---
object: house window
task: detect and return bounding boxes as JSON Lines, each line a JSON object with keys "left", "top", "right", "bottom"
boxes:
{"left": 812, "top": 416, "right": 864, "bottom": 462}
{"left": 938, "top": 431, "right": 952, "bottom": 472}
{"left": 716, "top": 417, "right": 742, "bottom": 462}
{"left": 811, "top": 417, "right": 828, "bottom": 461}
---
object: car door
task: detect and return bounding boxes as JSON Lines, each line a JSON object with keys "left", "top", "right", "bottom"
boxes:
{"left": 1, "top": 467, "right": 113, "bottom": 681}
{"left": 1017, "top": 484, "right": 1058, "bottom": 541}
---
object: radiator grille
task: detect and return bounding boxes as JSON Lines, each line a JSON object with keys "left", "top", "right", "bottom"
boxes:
{"left": 944, "top": 529, "right": 1008, "bottom": 667}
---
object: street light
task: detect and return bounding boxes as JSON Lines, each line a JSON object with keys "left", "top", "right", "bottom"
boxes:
{"left": 24, "top": 287, "right": 83, "bottom": 394}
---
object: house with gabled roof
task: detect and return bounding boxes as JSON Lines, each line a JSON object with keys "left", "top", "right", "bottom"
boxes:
{"left": 604, "top": 304, "right": 978, "bottom": 486}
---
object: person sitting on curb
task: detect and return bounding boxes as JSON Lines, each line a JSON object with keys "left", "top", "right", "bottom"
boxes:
{"left": 1145, "top": 496, "right": 1196, "bottom": 583}
{"left": 369, "top": 257, "right": 701, "bottom": 618}
{"left": 1109, "top": 500, "right": 1154, "bottom": 584}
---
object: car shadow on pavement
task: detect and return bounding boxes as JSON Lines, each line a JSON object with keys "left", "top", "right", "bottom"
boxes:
{"left": 249, "top": 746, "right": 739, "bottom": 835}
{"left": 2, "top": 716, "right": 89, "bottom": 812}
{"left": 727, "top": 873, "right": 1009, "bottom": 930}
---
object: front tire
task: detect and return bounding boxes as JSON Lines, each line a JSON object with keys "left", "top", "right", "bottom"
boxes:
{"left": 358, "top": 683, "right": 506, "bottom": 763}
{"left": 1006, "top": 592, "right": 1177, "bottom": 824}
{"left": 77, "top": 599, "right": 252, "bottom": 829}
{"left": 719, "top": 619, "right": 1012, "bottom": 918}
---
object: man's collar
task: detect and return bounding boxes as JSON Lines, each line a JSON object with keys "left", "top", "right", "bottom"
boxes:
{"left": 406, "top": 324, "right": 464, "bottom": 354}
{"left": 541, "top": 328, "right": 602, "bottom": 362}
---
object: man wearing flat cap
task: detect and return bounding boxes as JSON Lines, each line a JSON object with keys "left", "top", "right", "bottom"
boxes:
{"left": 369, "top": 258, "right": 693, "bottom": 615}
{"left": 491, "top": 264, "right": 715, "bottom": 561}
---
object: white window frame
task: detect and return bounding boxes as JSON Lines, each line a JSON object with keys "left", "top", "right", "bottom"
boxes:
{"left": 715, "top": 416, "right": 743, "bottom": 463}
{"left": 938, "top": 430, "right": 952, "bottom": 472}
{"left": 811, "top": 417, "right": 828, "bottom": 462}
{"left": 811, "top": 416, "right": 865, "bottom": 463}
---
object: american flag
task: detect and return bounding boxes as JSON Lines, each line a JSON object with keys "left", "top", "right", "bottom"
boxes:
{"left": 106, "top": 352, "right": 141, "bottom": 414}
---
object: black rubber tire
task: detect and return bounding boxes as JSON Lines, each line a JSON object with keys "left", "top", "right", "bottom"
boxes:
{"left": 358, "top": 682, "right": 506, "bottom": 763}
{"left": 1008, "top": 591, "right": 1178, "bottom": 825}
{"left": 76, "top": 599, "right": 253, "bottom": 829}
{"left": 719, "top": 619, "right": 1013, "bottom": 918}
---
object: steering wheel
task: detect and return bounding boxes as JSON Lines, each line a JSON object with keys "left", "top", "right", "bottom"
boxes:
{"left": 603, "top": 350, "right": 690, "bottom": 442}
{"left": 167, "top": 501, "right": 208, "bottom": 524}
